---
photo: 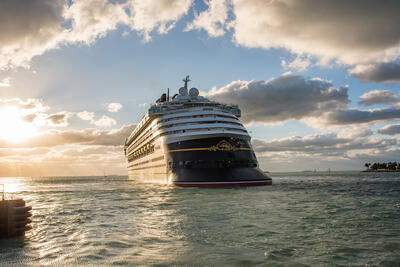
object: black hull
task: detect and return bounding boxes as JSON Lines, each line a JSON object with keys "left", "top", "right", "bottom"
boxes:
{"left": 166, "top": 137, "right": 271, "bottom": 187}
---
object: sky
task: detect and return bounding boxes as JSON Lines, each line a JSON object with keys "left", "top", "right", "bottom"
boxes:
{"left": 1, "top": 0, "right": 400, "bottom": 176}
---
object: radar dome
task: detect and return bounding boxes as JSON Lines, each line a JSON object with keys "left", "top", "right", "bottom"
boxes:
{"left": 179, "top": 87, "right": 187, "bottom": 95}
{"left": 189, "top": 88, "right": 199, "bottom": 97}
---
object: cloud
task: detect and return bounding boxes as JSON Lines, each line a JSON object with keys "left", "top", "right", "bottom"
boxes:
{"left": 93, "top": 115, "right": 116, "bottom": 127}
{"left": 0, "top": 98, "right": 48, "bottom": 114}
{"left": 0, "top": 0, "right": 66, "bottom": 69}
{"left": 0, "top": 124, "right": 136, "bottom": 148}
{"left": 63, "top": 0, "right": 129, "bottom": 44}
{"left": 350, "top": 63, "right": 400, "bottom": 83}
{"left": 45, "top": 112, "right": 71, "bottom": 127}
{"left": 0, "top": 77, "right": 10, "bottom": 87}
{"left": 281, "top": 56, "right": 311, "bottom": 72}
{"left": 125, "top": 0, "right": 192, "bottom": 41}
{"left": 0, "top": 123, "right": 136, "bottom": 176}
{"left": 185, "top": 0, "right": 230, "bottom": 37}
{"left": 0, "top": 0, "right": 193, "bottom": 69}
{"left": 0, "top": 97, "right": 71, "bottom": 127}
{"left": 252, "top": 131, "right": 400, "bottom": 171}
{"left": 206, "top": 74, "right": 349, "bottom": 124}
{"left": 378, "top": 124, "right": 400, "bottom": 135}
{"left": 77, "top": 110, "right": 116, "bottom": 127}
{"left": 252, "top": 132, "right": 398, "bottom": 159}
{"left": 322, "top": 107, "right": 400, "bottom": 126}
{"left": 358, "top": 90, "right": 399, "bottom": 106}
{"left": 107, "top": 102, "right": 123, "bottom": 112}
{"left": 77, "top": 110, "right": 95, "bottom": 121}
{"left": 231, "top": 0, "right": 400, "bottom": 67}
{"left": 337, "top": 127, "right": 373, "bottom": 139}
{"left": 0, "top": 145, "right": 127, "bottom": 177}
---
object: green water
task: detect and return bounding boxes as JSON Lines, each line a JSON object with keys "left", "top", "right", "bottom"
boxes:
{"left": 0, "top": 172, "right": 399, "bottom": 266}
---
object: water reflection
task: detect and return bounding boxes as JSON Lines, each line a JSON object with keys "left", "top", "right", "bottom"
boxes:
{"left": 0, "top": 174, "right": 399, "bottom": 265}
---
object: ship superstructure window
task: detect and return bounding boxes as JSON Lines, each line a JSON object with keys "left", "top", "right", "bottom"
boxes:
{"left": 127, "top": 142, "right": 155, "bottom": 163}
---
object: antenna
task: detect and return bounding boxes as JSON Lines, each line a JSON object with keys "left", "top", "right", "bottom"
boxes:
{"left": 183, "top": 75, "right": 191, "bottom": 89}
{"left": 167, "top": 88, "right": 169, "bottom": 102}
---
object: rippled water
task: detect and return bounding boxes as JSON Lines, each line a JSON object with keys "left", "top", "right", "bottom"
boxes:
{"left": 0, "top": 172, "right": 399, "bottom": 266}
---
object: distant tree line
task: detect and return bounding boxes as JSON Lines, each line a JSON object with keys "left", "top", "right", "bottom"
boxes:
{"left": 364, "top": 162, "right": 400, "bottom": 171}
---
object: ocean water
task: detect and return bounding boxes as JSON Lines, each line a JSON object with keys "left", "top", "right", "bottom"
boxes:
{"left": 0, "top": 172, "right": 399, "bottom": 266}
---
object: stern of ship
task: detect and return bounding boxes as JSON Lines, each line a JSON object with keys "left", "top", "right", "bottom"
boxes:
{"left": 166, "top": 136, "right": 272, "bottom": 187}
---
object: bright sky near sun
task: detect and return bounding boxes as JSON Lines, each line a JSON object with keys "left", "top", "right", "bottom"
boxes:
{"left": 1, "top": 0, "right": 400, "bottom": 176}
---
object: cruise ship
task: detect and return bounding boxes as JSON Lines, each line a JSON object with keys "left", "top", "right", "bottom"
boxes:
{"left": 124, "top": 76, "right": 272, "bottom": 187}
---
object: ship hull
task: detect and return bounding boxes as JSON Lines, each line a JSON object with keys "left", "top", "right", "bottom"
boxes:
{"left": 127, "top": 136, "right": 272, "bottom": 187}
{"left": 165, "top": 136, "right": 272, "bottom": 187}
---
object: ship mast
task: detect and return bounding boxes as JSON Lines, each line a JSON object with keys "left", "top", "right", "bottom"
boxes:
{"left": 183, "top": 75, "right": 191, "bottom": 89}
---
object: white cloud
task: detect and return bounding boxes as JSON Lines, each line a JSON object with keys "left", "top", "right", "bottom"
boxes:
{"left": 107, "top": 102, "right": 123, "bottom": 112}
{"left": 77, "top": 110, "right": 95, "bottom": 121}
{"left": 185, "top": 0, "right": 230, "bottom": 37}
{"left": 281, "top": 56, "right": 311, "bottom": 72}
{"left": 77, "top": 110, "right": 116, "bottom": 127}
{"left": 0, "top": 77, "right": 10, "bottom": 87}
{"left": 125, "top": 0, "right": 192, "bottom": 41}
{"left": 337, "top": 127, "right": 373, "bottom": 139}
{"left": 93, "top": 115, "right": 116, "bottom": 127}
{"left": 0, "top": 0, "right": 193, "bottom": 69}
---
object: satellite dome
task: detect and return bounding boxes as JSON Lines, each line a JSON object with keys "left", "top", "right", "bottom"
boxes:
{"left": 189, "top": 88, "right": 199, "bottom": 97}
{"left": 179, "top": 87, "right": 187, "bottom": 95}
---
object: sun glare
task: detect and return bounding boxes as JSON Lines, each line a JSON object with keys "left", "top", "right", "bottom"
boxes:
{"left": 0, "top": 105, "right": 37, "bottom": 142}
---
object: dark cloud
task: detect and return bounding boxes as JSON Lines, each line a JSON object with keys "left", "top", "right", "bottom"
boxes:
{"left": 0, "top": 124, "right": 136, "bottom": 148}
{"left": 232, "top": 0, "right": 400, "bottom": 66}
{"left": 206, "top": 74, "right": 349, "bottom": 124}
{"left": 358, "top": 90, "right": 399, "bottom": 106}
{"left": 378, "top": 124, "right": 400, "bottom": 135}
{"left": 323, "top": 107, "right": 400, "bottom": 125}
{"left": 0, "top": 0, "right": 65, "bottom": 69}
{"left": 351, "top": 63, "right": 400, "bottom": 83}
{"left": 46, "top": 112, "right": 70, "bottom": 126}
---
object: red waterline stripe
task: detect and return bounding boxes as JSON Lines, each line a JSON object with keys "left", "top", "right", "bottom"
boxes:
{"left": 173, "top": 180, "right": 272, "bottom": 187}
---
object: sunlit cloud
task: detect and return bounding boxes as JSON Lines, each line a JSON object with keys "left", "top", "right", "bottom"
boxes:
{"left": 93, "top": 115, "right": 116, "bottom": 127}
{"left": 77, "top": 110, "right": 116, "bottom": 127}
{"left": 107, "top": 102, "right": 122, "bottom": 112}
{"left": 185, "top": 0, "right": 230, "bottom": 37}
{"left": 0, "top": 0, "right": 193, "bottom": 69}
{"left": 0, "top": 105, "right": 38, "bottom": 142}
{"left": 0, "top": 77, "right": 10, "bottom": 87}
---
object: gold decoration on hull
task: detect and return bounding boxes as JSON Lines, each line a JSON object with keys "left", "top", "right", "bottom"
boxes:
{"left": 168, "top": 140, "right": 251, "bottom": 153}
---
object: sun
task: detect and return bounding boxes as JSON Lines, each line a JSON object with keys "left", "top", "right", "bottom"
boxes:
{"left": 0, "top": 105, "right": 38, "bottom": 142}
